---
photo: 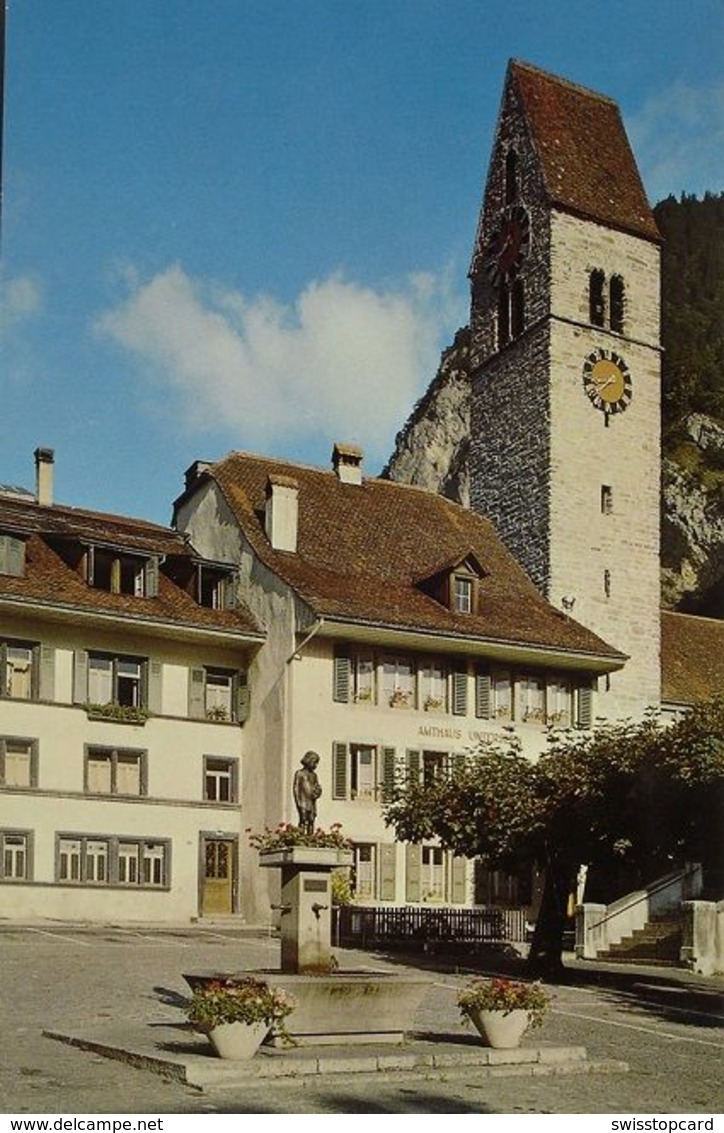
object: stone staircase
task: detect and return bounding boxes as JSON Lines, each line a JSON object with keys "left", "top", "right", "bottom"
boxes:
{"left": 596, "top": 915, "right": 683, "bottom": 966}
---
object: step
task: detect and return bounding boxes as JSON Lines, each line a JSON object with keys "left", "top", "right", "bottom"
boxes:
{"left": 44, "top": 1023, "right": 628, "bottom": 1090}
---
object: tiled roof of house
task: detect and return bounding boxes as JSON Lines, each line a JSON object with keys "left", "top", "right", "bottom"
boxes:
{"left": 206, "top": 450, "right": 625, "bottom": 664}
{"left": 0, "top": 495, "right": 262, "bottom": 637}
{"left": 509, "top": 60, "right": 660, "bottom": 242}
{"left": 661, "top": 611, "right": 724, "bottom": 705}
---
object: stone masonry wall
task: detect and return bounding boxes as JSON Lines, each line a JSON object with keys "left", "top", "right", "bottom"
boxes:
{"left": 548, "top": 212, "right": 662, "bottom": 714}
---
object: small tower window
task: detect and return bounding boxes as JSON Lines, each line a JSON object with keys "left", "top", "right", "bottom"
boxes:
{"left": 498, "top": 284, "right": 510, "bottom": 347}
{"left": 505, "top": 150, "right": 518, "bottom": 204}
{"left": 610, "top": 275, "right": 625, "bottom": 333}
{"left": 589, "top": 270, "right": 605, "bottom": 326}
{"left": 511, "top": 279, "right": 525, "bottom": 337}
{"left": 497, "top": 280, "right": 525, "bottom": 347}
{"left": 601, "top": 485, "right": 613, "bottom": 515}
{"left": 603, "top": 569, "right": 611, "bottom": 598}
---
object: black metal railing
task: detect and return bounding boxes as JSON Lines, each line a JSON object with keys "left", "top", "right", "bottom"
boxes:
{"left": 334, "top": 904, "right": 528, "bottom": 951}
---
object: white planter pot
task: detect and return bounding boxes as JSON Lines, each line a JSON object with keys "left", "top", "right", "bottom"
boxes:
{"left": 466, "top": 1007, "right": 530, "bottom": 1049}
{"left": 206, "top": 1019, "right": 269, "bottom": 1060}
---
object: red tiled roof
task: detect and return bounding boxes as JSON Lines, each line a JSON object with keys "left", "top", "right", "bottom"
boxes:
{"left": 0, "top": 496, "right": 262, "bottom": 638}
{"left": 208, "top": 451, "right": 624, "bottom": 663}
{"left": 509, "top": 60, "right": 660, "bottom": 242}
{"left": 661, "top": 611, "right": 724, "bottom": 705}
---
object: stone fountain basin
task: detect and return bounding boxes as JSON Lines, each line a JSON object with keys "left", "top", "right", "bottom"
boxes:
{"left": 183, "top": 970, "right": 433, "bottom": 1046}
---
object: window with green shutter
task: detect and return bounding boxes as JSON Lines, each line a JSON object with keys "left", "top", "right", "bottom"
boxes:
{"left": 332, "top": 742, "right": 348, "bottom": 800}
{"left": 450, "top": 854, "right": 468, "bottom": 905}
{"left": 378, "top": 842, "right": 397, "bottom": 902}
{"left": 452, "top": 668, "right": 468, "bottom": 716}
{"left": 577, "top": 681, "right": 594, "bottom": 728}
{"left": 405, "top": 843, "right": 422, "bottom": 903}
{"left": 333, "top": 651, "right": 351, "bottom": 703}
{"left": 475, "top": 668, "right": 492, "bottom": 719}
{"left": 380, "top": 747, "right": 396, "bottom": 802}
{"left": 405, "top": 749, "right": 420, "bottom": 784}
{"left": 0, "top": 535, "right": 26, "bottom": 578}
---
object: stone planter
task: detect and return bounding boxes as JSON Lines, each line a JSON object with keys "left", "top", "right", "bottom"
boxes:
{"left": 258, "top": 847, "right": 353, "bottom": 869}
{"left": 206, "top": 1019, "right": 269, "bottom": 1060}
{"left": 466, "top": 1007, "right": 530, "bottom": 1049}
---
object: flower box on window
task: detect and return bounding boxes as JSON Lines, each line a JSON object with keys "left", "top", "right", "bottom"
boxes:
{"left": 85, "top": 703, "right": 149, "bottom": 725}
{"left": 389, "top": 689, "right": 412, "bottom": 709}
{"left": 424, "top": 696, "right": 444, "bottom": 712}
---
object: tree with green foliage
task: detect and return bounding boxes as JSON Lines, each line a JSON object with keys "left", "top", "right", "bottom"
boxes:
{"left": 655, "top": 192, "right": 724, "bottom": 439}
{"left": 383, "top": 699, "right": 724, "bottom": 975}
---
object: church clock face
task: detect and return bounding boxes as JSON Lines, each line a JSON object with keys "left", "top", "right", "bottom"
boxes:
{"left": 484, "top": 205, "right": 530, "bottom": 285}
{"left": 582, "top": 348, "right": 632, "bottom": 417}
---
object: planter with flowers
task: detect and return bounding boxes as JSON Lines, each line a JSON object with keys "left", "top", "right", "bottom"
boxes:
{"left": 457, "top": 977, "right": 550, "bottom": 1049}
{"left": 250, "top": 822, "right": 353, "bottom": 869}
{"left": 187, "top": 977, "right": 295, "bottom": 1060}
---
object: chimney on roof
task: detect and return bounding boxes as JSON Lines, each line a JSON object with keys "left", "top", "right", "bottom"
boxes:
{"left": 332, "top": 442, "right": 363, "bottom": 486}
{"left": 265, "top": 474, "right": 299, "bottom": 552}
{"left": 184, "top": 460, "right": 212, "bottom": 491}
{"left": 34, "top": 447, "right": 55, "bottom": 506}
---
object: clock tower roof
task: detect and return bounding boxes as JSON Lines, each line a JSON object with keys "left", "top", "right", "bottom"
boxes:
{"left": 507, "top": 60, "right": 661, "bottom": 243}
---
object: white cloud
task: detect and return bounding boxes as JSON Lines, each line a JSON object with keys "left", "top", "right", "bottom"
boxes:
{"left": 628, "top": 81, "right": 724, "bottom": 203}
{"left": 96, "top": 265, "right": 464, "bottom": 465}
{"left": 0, "top": 275, "right": 43, "bottom": 334}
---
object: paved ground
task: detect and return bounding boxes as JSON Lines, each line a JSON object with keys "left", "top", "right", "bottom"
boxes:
{"left": 0, "top": 923, "right": 722, "bottom": 1115}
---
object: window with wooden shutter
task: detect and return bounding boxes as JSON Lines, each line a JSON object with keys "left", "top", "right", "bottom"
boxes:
{"left": 73, "top": 650, "right": 89, "bottom": 704}
{"left": 333, "top": 651, "right": 351, "bottom": 703}
{"left": 332, "top": 742, "right": 348, "bottom": 800}
{"left": 475, "top": 668, "right": 492, "bottom": 719}
{"left": 405, "top": 843, "right": 422, "bottom": 903}
{"left": 144, "top": 557, "right": 159, "bottom": 598}
{"left": 380, "top": 747, "right": 396, "bottom": 802}
{"left": 237, "top": 670, "right": 250, "bottom": 723}
{"left": 0, "top": 535, "right": 25, "bottom": 578}
{"left": 450, "top": 854, "right": 468, "bottom": 905}
{"left": 378, "top": 842, "right": 397, "bottom": 902}
{"left": 37, "top": 645, "right": 55, "bottom": 702}
{"left": 577, "top": 682, "right": 594, "bottom": 729}
{"left": 452, "top": 668, "right": 468, "bottom": 716}
{"left": 405, "top": 749, "right": 420, "bottom": 784}
{"left": 146, "top": 660, "right": 163, "bottom": 715}
{"left": 188, "top": 667, "right": 206, "bottom": 718}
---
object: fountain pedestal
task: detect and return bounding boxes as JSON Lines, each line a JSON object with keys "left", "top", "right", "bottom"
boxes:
{"left": 259, "top": 846, "right": 352, "bottom": 973}
{"left": 256, "top": 846, "right": 432, "bottom": 1044}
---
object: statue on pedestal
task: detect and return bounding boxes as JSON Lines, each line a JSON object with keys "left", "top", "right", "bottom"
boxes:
{"left": 293, "top": 751, "right": 322, "bottom": 834}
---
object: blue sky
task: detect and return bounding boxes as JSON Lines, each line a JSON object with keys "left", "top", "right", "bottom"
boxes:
{"left": 3, "top": 0, "right": 723, "bottom": 523}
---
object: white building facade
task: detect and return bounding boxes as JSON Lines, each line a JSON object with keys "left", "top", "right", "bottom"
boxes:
{"left": 0, "top": 454, "right": 262, "bottom": 922}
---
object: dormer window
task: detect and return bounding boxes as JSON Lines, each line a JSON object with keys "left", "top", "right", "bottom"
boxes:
{"left": 0, "top": 534, "right": 26, "bottom": 578}
{"left": 87, "top": 547, "right": 158, "bottom": 598}
{"left": 454, "top": 575, "right": 473, "bottom": 613}
{"left": 197, "top": 565, "right": 235, "bottom": 610}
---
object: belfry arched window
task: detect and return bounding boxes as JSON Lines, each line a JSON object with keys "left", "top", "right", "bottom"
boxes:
{"left": 610, "top": 275, "right": 625, "bottom": 333}
{"left": 589, "top": 269, "right": 605, "bottom": 326}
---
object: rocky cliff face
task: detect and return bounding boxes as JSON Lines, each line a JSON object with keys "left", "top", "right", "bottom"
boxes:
{"left": 383, "top": 334, "right": 724, "bottom": 617}
{"left": 381, "top": 327, "right": 472, "bottom": 505}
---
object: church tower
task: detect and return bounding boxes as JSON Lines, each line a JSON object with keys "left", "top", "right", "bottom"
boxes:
{"left": 468, "top": 61, "right": 662, "bottom": 717}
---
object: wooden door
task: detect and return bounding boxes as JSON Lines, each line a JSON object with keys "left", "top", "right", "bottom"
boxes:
{"left": 202, "top": 838, "right": 235, "bottom": 915}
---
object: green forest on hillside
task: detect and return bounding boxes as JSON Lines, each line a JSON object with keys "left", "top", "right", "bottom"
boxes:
{"left": 655, "top": 192, "right": 724, "bottom": 448}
